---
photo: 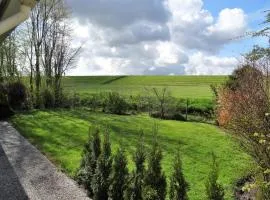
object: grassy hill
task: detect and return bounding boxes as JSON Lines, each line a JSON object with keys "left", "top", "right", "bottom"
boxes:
{"left": 63, "top": 76, "right": 227, "bottom": 99}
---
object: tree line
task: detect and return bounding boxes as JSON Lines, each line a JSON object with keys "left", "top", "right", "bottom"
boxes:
{"left": 0, "top": 0, "right": 80, "bottom": 109}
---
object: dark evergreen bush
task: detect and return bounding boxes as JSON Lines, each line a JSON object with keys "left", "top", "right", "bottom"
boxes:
{"left": 205, "top": 153, "right": 224, "bottom": 200}
{"left": 150, "top": 112, "right": 186, "bottom": 121}
{"left": 76, "top": 132, "right": 93, "bottom": 185}
{"left": 92, "top": 131, "right": 112, "bottom": 200}
{"left": 144, "top": 127, "right": 167, "bottom": 200}
{"left": 109, "top": 148, "right": 129, "bottom": 200}
{"left": 77, "top": 127, "right": 101, "bottom": 197}
{"left": 7, "top": 81, "right": 27, "bottom": 109}
{"left": 125, "top": 132, "right": 146, "bottom": 200}
{"left": 0, "top": 83, "right": 13, "bottom": 119}
{"left": 169, "top": 151, "right": 189, "bottom": 200}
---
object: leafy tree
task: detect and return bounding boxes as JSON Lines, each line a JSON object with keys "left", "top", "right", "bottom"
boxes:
{"left": 205, "top": 153, "right": 224, "bottom": 200}
{"left": 125, "top": 132, "right": 146, "bottom": 200}
{"left": 92, "top": 131, "right": 112, "bottom": 200}
{"left": 144, "top": 126, "right": 167, "bottom": 200}
{"left": 109, "top": 148, "right": 129, "bottom": 200}
{"left": 169, "top": 151, "right": 189, "bottom": 200}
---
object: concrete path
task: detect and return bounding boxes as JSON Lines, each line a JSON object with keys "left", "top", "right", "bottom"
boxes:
{"left": 0, "top": 121, "right": 90, "bottom": 200}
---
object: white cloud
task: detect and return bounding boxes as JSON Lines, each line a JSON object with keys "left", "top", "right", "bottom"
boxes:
{"left": 207, "top": 8, "right": 247, "bottom": 40}
{"left": 154, "top": 41, "right": 188, "bottom": 66}
{"left": 168, "top": 0, "right": 247, "bottom": 52}
{"left": 67, "top": 0, "right": 248, "bottom": 75}
{"left": 185, "top": 52, "right": 238, "bottom": 75}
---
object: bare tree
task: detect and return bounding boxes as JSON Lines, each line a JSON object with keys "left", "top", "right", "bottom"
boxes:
{"left": 0, "top": 32, "right": 19, "bottom": 82}
{"left": 146, "top": 87, "right": 171, "bottom": 119}
{"left": 20, "top": 0, "right": 80, "bottom": 106}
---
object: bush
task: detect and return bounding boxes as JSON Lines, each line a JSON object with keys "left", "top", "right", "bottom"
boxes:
{"left": 150, "top": 112, "right": 186, "bottom": 121}
{"left": 125, "top": 132, "right": 146, "bottom": 200}
{"left": 7, "top": 81, "right": 27, "bottom": 109}
{"left": 109, "top": 148, "right": 129, "bottom": 200}
{"left": 92, "top": 131, "right": 112, "bottom": 200}
{"left": 41, "top": 87, "right": 55, "bottom": 108}
{"left": 0, "top": 83, "right": 14, "bottom": 119}
{"left": 169, "top": 151, "right": 189, "bottom": 200}
{"left": 58, "top": 92, "right": 81, "bottom": 108}
{"left": 76, "top": 127, "right": 101, "bottom": 196}
{"left": 205, "top": 153, "right": 224, "bottom": 200}
{"left": 144, "top": 127, "right": 167, "bottom": 200}
{"left": 176, "top": 98, "right": 214, "bottom": 117}
{"left": 142, "top": 186, "right": 159, "bottom": 200}
{"left": 103, "top": 92, "right": 129, "bottom": 115}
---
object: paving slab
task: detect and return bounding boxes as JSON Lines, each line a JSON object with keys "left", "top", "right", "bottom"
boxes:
{"left": 0, "top": 121, "right": 90, "bottom": 200}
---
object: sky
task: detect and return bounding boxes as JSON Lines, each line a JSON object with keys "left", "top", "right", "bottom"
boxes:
{"left": 66, "top": 0, "right": 270, "bottom": 76}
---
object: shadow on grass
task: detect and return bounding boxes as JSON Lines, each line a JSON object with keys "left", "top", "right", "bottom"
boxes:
{"left": 102, "top": 76, "right": 127, "bottom": 85}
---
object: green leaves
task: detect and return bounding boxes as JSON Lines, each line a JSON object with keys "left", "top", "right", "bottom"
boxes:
{"left": 169, "top": 151, "right": 189, "bottom": 200}
{"left": 205, "top": 153, "right": 224, "bottom": 200}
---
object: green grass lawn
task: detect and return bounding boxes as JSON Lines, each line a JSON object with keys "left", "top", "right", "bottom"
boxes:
{"left": 11, "top": 109, "right": 252, "bottom": 200}
{"left": 63, "top": 76, "right": 227, "bottom": 98}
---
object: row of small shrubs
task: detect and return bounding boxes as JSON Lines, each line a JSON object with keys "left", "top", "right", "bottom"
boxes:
{"left": 39, "top": 87, "right": 81, "bottom": 109}
{"left": 76, "top": 126, "right": 225, "bottom": 200}
{"left": 79, "top": 92, "right": 214, "bottom": 118}
{"left": 0, "top": 80, "right": 83, "bottom": 118}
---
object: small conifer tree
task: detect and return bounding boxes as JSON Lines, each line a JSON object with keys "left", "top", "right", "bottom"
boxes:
{"left": 205, "top": 153, "right": 225, "bottom": 200}
{"left": 109, "top": 147, "right": 129, "bottom": 200}
{"left": 169, "top": 151, "right": 189, "bottom": 200}
{"left": 144, "top": 126, "right": 167, "bottom": 200}
{"left": 92, "top": 130, "right": 112, "bottom": 200}
{"left": 125, "top": 131, "right": 146, "bottom": 200}
{"left": 77, "top": 130, "right": 92, "bottom": 185}
{"left": 77, "top": 127, "right": 101, "bottom": 197}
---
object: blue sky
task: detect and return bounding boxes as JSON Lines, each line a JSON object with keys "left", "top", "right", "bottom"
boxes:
{"left": 204, "top": 0, "right": 269, "bottom": 17}
{"left": 208, "top": 0, "right": 270, "bottom": 57}
{"left": 67, "top": 0, "right": 270, "bottom": 75}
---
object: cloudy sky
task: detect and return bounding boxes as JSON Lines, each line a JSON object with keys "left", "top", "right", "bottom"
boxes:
{"left": 66, "top": 0, "right": 270, "bottom": 76}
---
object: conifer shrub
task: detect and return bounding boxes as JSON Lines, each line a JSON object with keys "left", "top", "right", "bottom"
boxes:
{"left": 169, "top": 151, "right": 189, "bottom": 200}
{"left": 143, "top": 126, "right": 167, "bottom": 200}
{"left": 205, "top": 153, "right": 224, "bottom": 200}
{"left": 77, "top": 127, "right": 101, "bottom": 197}
{"left": 109, "top": 147, "right": 129, "bottom": 200}
{"left": 125, "top": 132, "right": 146, "bottom": 200}
{"left": 92, "top": 131, "right": 112, "bottom": 200}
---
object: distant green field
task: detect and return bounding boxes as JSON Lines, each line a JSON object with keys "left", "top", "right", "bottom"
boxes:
{"left": 12, "top": 109, "right": 252, "bottom": 200}
{"left": 63, "top": 76, "right": 227, "bottom": 99}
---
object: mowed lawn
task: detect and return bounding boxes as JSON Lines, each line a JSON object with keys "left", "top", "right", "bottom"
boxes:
{"left": 11, "top": 109, "right": 252, "bottom": 200}
{"left": 63, "top": 76, "right": 228, "bottom": 98}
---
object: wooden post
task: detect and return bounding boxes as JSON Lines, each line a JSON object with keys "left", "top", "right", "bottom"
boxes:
{"left": 186, "top": 98, "right": 189, "bottom": 121}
